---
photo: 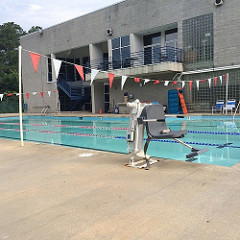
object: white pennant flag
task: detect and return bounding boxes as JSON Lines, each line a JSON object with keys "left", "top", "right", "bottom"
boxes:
{"left": 208, "top": 78, "right": 211, "bottom": 88}
{"left": 32, "top": 92, "right": 37, "bottom": 95}
{"left": 181, "top": 81, "right": 185, "bottom": 88}
{"left": 219, "top": 76, "right": 223, "bottom": 85}
{"left": 48, "top": 91, "right": 51, "bottom": 97}
{"left": 121, "top": 76, "right": 128, "bottom": 90}
{"left": 53, "top": 59, "right": 62, "bottom": 80}
{"left": 144, "top": 79, "right": 151, "bottom": 85}
{"left": 90, "top": 69, "right": 100, "bottom": 85}
{"left": 15, "top": 93, "right": 19, "bottom": 96}
{"left": 0, "top": 94, "right": 3, "bottom": 101}
{"left": 196, "top": 80, "right": 200, "bottom": 91}
{"left": 164, "top": 81, "right": 169, "bottom": 86}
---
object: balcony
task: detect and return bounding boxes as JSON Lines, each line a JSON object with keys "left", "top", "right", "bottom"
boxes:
{"left": 90, "top": 46, "right": 183, "bottom": 71}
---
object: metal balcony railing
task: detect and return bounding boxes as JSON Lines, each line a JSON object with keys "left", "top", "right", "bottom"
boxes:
{"left": 90, "top": 46, "right": 183, "bottom": 71}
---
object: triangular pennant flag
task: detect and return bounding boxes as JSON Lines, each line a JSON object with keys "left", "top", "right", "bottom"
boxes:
{"left": 26, "top": 93, "right": 30, "bottom": 99}
{"left": 53, "top": 90, "right": 57, "bottom": 93}
{"left": 134, "top": 78, "right": 140, "bottom": 83}
{"left": 208, "top": 78, "right": 211, "bottom": 88}
{"left": 40, "top": 92, "right": 44, "bottom": 98}
{"left": 90, "top": 69, "right": 100, "bottom": 85}
{"left": 182, "top": 81, "right": 185, "bottom": 88}
{"left": 0, "top": 94, "right": 3, "bottom": 101}
{"left": 15, "top": 93, "right": 19, "bottom": 96}
{"left": 7, "top": 93, "right": 13, "bottom": 96}
{"left": 108, "top": 73, "right": 115, "bottom": 89}
{"left": 153, "top": 80, "right": 160, "bottom": 85}
{"left": 189, "top": 81, "right": 192, "bottom": 91}
{"left": 196, "top": 80, "right": 200, "bottom": 91}
{"left": 219, "top": 76, "right": 223, "bottom": 85}
{"left": 144, "top": 79, "right": 150, "bottom": 85}
{"left": 225, "top": 73, "right": 229, "bottom": 84}
{"left": 121, "top": 76, "right": 128, "bottom": 90}
{"left": 172, "top": 81, "right": 177, "bottom": 86}
{"left": 75, "top": 65, "right": 85, "bottom": 81}
{"left": 53, "top": 59, "right": 62, "bottom": 80}
{"left": 32, "top": 92, "right": 37, "bottom": 95}
{"left": 48, "top": 91, "right": 51, "bottom": 97}
{"left": 164, "top": 81, "right": 169, "bottom": 86}
{"left": 201, "top": 79, "right": 205, "bottom": 83}
{"left": 214, "top": 77, "right": 217, "bottom": 86}
{"left": 29, "top": 52, "right": 41, "bottom": 73}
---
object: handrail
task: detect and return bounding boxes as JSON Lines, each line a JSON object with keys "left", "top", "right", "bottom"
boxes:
{"left": 233, "top": 101, "right": 240, "bottom": 121}
{"left": 41, "top": 106, "right": 49, "bottom": 115}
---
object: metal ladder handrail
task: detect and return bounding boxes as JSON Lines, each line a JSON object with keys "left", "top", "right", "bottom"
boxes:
{"left": 233, "top": 101, "right": 240, "bottom": 121}
{"left": 41, "top": 106, "right": 49, "bottom": 115}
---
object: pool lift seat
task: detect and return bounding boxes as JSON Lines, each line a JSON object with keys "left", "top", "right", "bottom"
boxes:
{"left": 138, "top": 104, "right": 208, "bottom": 170}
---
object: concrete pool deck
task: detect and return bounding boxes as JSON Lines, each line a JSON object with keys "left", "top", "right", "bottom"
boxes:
{"left": 1, "top": 138, "right": 240, "bottom": 240}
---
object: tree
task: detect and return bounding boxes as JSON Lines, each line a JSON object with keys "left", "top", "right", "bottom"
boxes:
{"left": 28, "top": 26, "right": 42, "bottom": 34}
{"left": 0, "top": 22, "right": 42, "bottom": 93}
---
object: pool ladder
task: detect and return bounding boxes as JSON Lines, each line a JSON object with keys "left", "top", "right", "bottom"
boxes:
{"left": 233, "top": 101, "right": 240, "bottom": 121}
{"left": 41, "top": 106, "right": 49, "bottom": 115}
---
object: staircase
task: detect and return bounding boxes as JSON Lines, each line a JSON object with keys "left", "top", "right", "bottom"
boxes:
{"left": 57, "top": 77, "right": 91, "bottom": 111}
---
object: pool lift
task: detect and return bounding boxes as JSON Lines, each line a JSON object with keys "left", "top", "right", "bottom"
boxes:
{"left": 126, "top": 99, "right": 208, "bottom": 170}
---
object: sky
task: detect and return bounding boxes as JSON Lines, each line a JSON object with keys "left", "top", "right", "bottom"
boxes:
{"left": 0, "top": 0, "right": 122, "bottom": 31}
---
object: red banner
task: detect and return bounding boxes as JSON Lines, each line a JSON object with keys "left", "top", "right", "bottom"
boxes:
{"left": 29, "top": 52, "right": 41, "bottom": 73}
{"left": 108, "top": 73, "right": 115, "bottom": 89}
{"left": 75, "top": 65, "right": 85, "bottom": 81}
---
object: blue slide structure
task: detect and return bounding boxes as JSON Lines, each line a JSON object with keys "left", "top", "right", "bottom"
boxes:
{"left": 168, "top": 89, "right": 183, "bottom": 114}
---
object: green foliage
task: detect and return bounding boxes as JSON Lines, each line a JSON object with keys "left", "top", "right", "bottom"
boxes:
{"left": 0, "top": 22, "right": 42, "bottom": 93}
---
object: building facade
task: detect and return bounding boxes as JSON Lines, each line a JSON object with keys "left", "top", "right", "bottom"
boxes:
{"left": 20, "top": 0, "right": 240, "bottom": 113}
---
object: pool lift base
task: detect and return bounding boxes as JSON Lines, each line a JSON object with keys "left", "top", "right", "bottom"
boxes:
{"left": 126, "top": 100, "right": 208, "bottom": 170}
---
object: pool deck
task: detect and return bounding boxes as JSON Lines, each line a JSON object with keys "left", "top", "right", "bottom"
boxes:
{"left": 1, "top": 137, "right": 240, "bottom": 240}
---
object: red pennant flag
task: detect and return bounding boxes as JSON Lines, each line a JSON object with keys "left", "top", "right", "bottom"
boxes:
{"left": 172, "top": 81, "right": 177, "bottom": 86}
{"left": 189, "top": 81, "right": 192, "bottom": 91}
{"left": 225, "top": 74, "right": 228, "bottom": 83}
{"left": 40, "top": 92, "right": 44, "bottom": 98}
{"left": 134, "top": 78, "right": 140, "bottom": 83}
{"left": 26, "top": 93, "right": 30, "bottom": 99}
{"left": 153, "top": 80, "right": 160, "bottom": 85}
{"left": 201, "top": 79, "right": 205, "bottom": 83}
{"left": 108, "top": 73, "right": 115, "bottom": 89}
{"left": 29, "top": 52, "right": 41, "bottom": 73}
{"left": 53, "top": 90, "right": 57, "bottom": 93}
{"left": 214, "top": 77, "right": 217, "bottom": 86}
{"left": 7, "top": 93, "right": 13, "bottom": 96}
{"left": 75, "top": 65, "right": 85, "bottom": 81}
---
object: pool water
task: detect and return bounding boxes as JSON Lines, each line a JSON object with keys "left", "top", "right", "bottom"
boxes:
{"left": 0, "top": 116, "right": 240, "bottom": 167}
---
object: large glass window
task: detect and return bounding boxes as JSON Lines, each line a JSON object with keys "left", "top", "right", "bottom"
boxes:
{"left": 183, "top": 13, "right": 213, "bottom": 70}
{"left": 143, "top": 32, "right": 161, "bottom": 64}
{"left": 112, "top": 36, "right": 130, "bottom": 69}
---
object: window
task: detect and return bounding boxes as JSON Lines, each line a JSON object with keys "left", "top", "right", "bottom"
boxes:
{"left": 112, "top": 36, "right": 130, "bottom": 69}
{"left": 47, "top": 58, "right": 52, "bottom": 83}
{"left": 143, "top": 33, "right": 161, "bottom": 64}
{"left": 165, "top": 29, "right": 178, "bottom": 61}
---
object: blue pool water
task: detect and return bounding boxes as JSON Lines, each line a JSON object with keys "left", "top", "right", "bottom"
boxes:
{"left": 0, "top": 115, "right": 240, "bottom": 167}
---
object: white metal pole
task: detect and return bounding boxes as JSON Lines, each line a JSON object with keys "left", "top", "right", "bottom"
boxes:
{"left": 225, "top": 73, "right": 229, "bottom": 114}
{"left": 18, "top": 46, "right": 24, "bottom": 146}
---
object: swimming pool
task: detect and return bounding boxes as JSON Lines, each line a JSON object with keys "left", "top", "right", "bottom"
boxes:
{"left": 0, "top": 115, "right": 240, "bottom": 167}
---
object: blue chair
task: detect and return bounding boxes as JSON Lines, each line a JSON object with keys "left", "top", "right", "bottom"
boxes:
{"left": 212, "top": 100, "right": 224, "bottom": 114}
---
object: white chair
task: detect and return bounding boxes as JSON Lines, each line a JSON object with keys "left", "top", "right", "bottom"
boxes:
{"left": 223, "top": 99, "right": 236, "bottom": 114}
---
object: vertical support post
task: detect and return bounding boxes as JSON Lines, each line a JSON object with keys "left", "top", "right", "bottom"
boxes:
{"left": 18, "top": 46, "right": 24, "bottom": 146}
{"left": 225, "top": 73, "right": 229, "bottom": 114}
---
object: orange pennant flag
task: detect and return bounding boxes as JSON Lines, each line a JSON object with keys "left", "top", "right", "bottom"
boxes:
{"left": 29, "top": 52, "right": 41, "bottom": 73}
{"left": 75, "top": 65, "right": 85, "bottom": 81}
{"left": 214, "top": 77, "right": 217, "bottom": 86}
{"left": 189, "top": 81, "right": 192, "bottom": 91}
{"left": 108, "top": 73, "right": 115, "bottom": 89}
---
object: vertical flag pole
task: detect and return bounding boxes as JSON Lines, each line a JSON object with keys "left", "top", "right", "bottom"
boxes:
{"left": 225, "top": 73, "right": 229, "bottom": 115}
{"left": 18, "top": 46, "right": 24, "bottom": 146}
